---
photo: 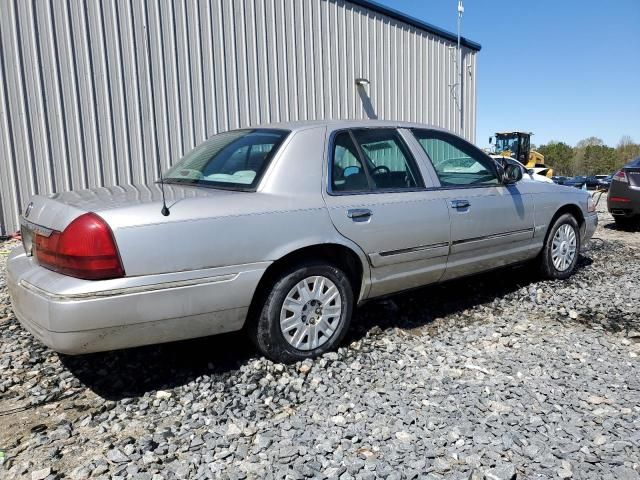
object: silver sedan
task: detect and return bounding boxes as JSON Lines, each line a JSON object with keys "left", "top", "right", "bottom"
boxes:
{"left": 7, "top": 121, "right": 598, "bottom": 362}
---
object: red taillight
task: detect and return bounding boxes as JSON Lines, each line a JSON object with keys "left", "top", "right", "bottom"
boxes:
{"left": 33, "top": 213, "right": 124, "bottom": 280}
{"left": 609, "top": 196, "right": 631, "bottom": 203}
{"left": 613, "top": 170, "right": 628, "bottom": 183}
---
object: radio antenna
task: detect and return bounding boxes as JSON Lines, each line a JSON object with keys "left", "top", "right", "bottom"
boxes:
{"left": 457, "top": 0, "right": 464, "bottom": 136}
{"left": 158, "top": 159, "right": 170, "bottom": 217}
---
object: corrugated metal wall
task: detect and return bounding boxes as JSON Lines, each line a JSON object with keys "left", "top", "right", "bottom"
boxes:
{"left": 0, "top": 0, "right": 478, "bottom": 235}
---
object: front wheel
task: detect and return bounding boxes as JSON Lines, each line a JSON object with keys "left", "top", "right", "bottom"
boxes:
{"left": 249, "top": 262, "right": 354, "bottom": 363}
{"left": 538, "top": 213, "right": 581, "bottom": 280}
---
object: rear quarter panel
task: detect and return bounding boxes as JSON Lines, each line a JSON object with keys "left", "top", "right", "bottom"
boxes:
{"left": 110, "top": 200, "right": 346, "bottom": 275}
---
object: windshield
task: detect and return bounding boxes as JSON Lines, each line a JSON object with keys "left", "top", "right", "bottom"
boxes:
{"left": 163, "top": 129, "right": 289, "bottom": 190}
{"left": 495, "top": 135, "right": 519, "bottom": 156}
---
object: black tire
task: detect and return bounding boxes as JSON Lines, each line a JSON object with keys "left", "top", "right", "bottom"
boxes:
{"left": 538, "top": 213, "right": 581, "bottom": 280}
{"left": 613, "top": 216, "right": 638, "bottom": 229}
{"left": 248, "top": 261, "right": 354, "bottom": 363}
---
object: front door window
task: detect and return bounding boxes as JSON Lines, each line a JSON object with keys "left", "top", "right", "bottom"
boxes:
{"left": 412, "top": 130, "right": 500, "bottom": 187}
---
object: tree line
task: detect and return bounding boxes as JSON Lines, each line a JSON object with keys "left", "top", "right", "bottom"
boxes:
{"left": 536, "top": 136, "right": 640, "bottom": 177}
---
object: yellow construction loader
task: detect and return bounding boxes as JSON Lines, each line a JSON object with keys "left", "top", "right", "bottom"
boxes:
{"left": 490, "top": 131, "right": 553, "bottom": 178}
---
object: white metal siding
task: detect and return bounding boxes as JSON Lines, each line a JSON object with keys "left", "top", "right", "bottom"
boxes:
{"left": 0, "top": 0, "right": 478, "bottom": 235}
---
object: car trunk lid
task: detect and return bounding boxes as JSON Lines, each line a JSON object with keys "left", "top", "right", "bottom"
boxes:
{"left": 19, "top": 183, "right": 235, "bottom": 247}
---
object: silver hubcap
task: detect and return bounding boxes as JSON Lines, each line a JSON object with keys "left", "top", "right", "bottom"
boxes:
{"left": 280, "top": 276, "right": 343, "bottom": 351}
{"left": 552, "top": 224, "right": 577, "bottom": 272}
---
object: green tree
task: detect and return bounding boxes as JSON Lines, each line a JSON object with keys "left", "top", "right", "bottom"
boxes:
{"left": 539, "top": 137, "right": 640, "bottom": 176}
{"left": 616, "top": 135, "right": 640, "bottom": 169}
{"left": 573, "top": 137, "right": 606, "bottom": 175}
{"left": 576, "top": 137, "right": 604, "bottom": 148}
{"left": 618, "top": 135, "right": 633, "bottom": 148}
{"left": 582, "top": 145, "right": 617, "bottom": 175}
{"left": 537, "top": 142, "right": 574, "bottom": 175}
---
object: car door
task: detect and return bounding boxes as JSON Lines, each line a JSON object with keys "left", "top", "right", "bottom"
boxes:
{"left": 322, "top": 128, "right": 450, "bottom": 298}
{"left": 410, "top": 129, "right": 536, "bottom": 281}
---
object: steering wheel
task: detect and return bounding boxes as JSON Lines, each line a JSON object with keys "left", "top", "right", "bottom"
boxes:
{"left": 176, "top": 168, "right": 204, "bottom": 180}
{"left": 371, "top": 165, "right": 390, "bottom": 175}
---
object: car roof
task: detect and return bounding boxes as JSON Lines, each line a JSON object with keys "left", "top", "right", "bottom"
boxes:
{"left": 495, "top": 131, "right": 533, "bottom": 136}
{"left": 250, "top": 119, "right": 452, "bottom": 134}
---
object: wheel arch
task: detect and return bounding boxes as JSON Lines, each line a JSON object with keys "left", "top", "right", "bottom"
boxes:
{"left": 543, "top": 203, "right": 585, "bottom": 246}
{"left": 246, "top": 241, "right": 370, "bottom": 329}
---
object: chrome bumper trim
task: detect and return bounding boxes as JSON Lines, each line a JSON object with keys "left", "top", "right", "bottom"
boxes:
{"left": 20, "top": 273, "right": 238, "bottom": 301}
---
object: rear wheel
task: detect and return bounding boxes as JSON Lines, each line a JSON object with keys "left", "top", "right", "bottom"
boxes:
{"left": 538, "top": 213, "right": 581, "bottom": 279}
{"left": 248, "top": 261, "right": 354, "bottom": 363}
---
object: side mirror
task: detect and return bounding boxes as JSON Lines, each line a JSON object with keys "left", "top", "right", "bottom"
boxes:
{"left": 503, "top": 163, "right": 523, "bottom": 184}
{"left": 489, "top": 136, "right": 493, "bottom": 145}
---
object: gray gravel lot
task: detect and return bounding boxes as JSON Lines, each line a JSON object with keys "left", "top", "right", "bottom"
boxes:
{"left": 1, "top": 208, "right": 639, "bottom": 480}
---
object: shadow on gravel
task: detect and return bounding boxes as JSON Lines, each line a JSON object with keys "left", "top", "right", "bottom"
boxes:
{"left": 60, "top": 332, "right": 257, "bottom": 400}
{"left": 573, "top": 310, "right": 639, "bottom": 335}
{"left": 61, "top": 256, "right": 594, "bottom": 401}
{"left": 348, "top": 256, "right": 595, "bottom": 342}
{"left": 603, "top": 221, "right": 640, "bottom": 232}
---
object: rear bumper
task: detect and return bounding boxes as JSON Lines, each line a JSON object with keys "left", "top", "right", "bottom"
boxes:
{"left": 7, "top": 248, "right": 268, "bottom": 354}
{"left": 608, "top": 183, "right": 640, "bottom": 217}
{"left": 608, "top": 201, "right": 640, "bottom": 217}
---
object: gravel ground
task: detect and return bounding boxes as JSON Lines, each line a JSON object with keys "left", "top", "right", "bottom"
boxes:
{"left": 1, "top": 207, "right": 639, "bottom": 480}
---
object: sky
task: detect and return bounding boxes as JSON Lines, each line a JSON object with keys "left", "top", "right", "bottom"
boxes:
{"left": 375, "top": 0, "right": 640, "bottom": 149}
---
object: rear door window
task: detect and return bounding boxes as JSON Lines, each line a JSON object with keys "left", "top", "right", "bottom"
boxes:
{"left": 332, "top": 132, "right": 370, "bottom": 192}
{"left": 330, "top": 129, "right": 425, "bottom": 193}
{"left": 352, "top": 129, "right": 424, "bottom": 190}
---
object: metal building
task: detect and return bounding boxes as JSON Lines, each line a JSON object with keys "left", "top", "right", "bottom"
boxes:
{"left": 0, "top": 0, "right": 481, "bottom": 235}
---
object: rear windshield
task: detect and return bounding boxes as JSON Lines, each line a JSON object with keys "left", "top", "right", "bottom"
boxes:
{"left": 627, "top": 156, "right": 640, "bottom": 168}
{"left": 163, "top": 129, "right": 289, "bottom": 190}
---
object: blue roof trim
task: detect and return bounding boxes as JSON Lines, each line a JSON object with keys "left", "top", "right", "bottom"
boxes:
{"left": 348, "top": 0, "right": 482, "bottom": 52}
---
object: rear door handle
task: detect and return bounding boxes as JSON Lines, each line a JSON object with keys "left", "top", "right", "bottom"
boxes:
{"left": 450, "top": 199, "right": 471, "bottom": 209}
{"left": 347, "top": 208, "right": 373, "bottom": 220}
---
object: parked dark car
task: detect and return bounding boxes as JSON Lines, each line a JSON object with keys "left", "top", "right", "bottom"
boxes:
{"left": 608, "top": 157, "right": 640, "bottom": 227}
{"left": 552, "top": 176, "right": 568, "bottom": 185}
{"left": 564, "top": 176, "right": 588, "bottom": 189}
{"left": 586, "top": 175, "right": 611, "bottom": 190}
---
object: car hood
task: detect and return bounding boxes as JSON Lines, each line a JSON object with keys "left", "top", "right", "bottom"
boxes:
{"left": 530, "top": 173, "right": 554, "bottom": 183}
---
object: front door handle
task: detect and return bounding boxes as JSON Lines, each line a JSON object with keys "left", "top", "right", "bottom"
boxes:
{"left": 347, "top": 208, "right": 373, "bottom": 220}
{"left": 450, "top": 199, "right": 471, "bottom": 209}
